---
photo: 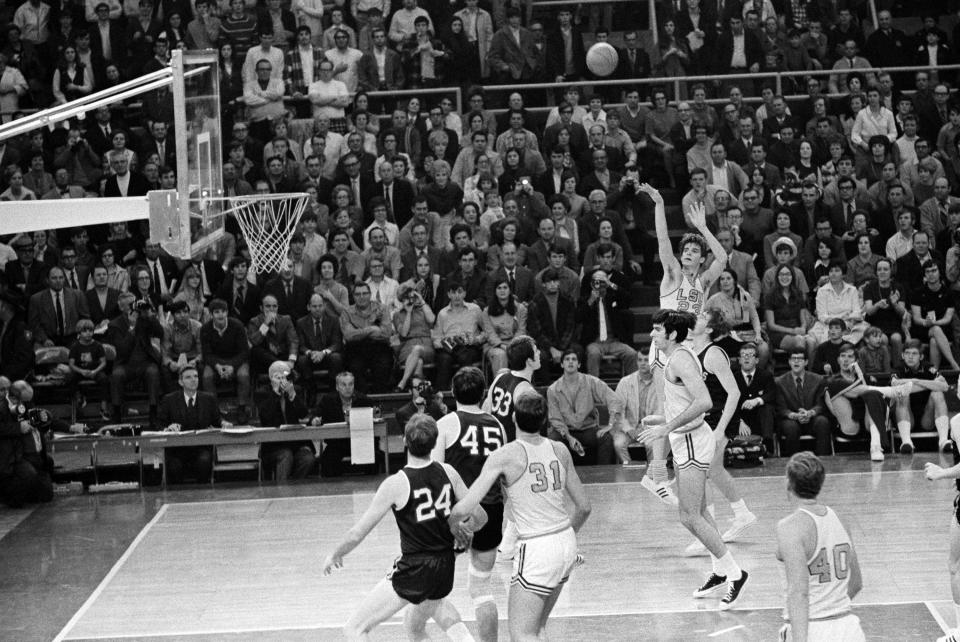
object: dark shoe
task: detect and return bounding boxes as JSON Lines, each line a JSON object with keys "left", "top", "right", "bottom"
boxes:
{"left": 719, "top": 571, "right": 749, "bottom": 610}
{"left": 692, "top": 573, "right": 726, "bottom": 598}
{"left": 899, "top": 442, "right": 914, "bottom": 455}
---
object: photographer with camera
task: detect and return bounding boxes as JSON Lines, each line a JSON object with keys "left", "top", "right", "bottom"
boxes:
{"left": 392, "top": 284, "right": 435, "bottom": 392}
{"left": 106, "top": 294, "right": 163, "bottom": 425}
{"left": 577, "top": 244, "right": 636, "bottom": 379}
{"left": 394, "top": 376, "right": 448, "bottom": 433}
{"left": 259, "top": 361, "right": 315, "bottom": 480}
{"left": 0, "top": 378, "right": 54, "bottom": 507}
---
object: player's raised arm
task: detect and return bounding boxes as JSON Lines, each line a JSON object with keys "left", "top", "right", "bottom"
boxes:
{"left": 321, "top": 473, "right": 405, "bottom": 574}
{"left": 776, "top": 517, "right": 811, "bottom": 642}
{"left": 639, "top": 183, "right": 679, "bottom": 280}
{"left": 554, "top": 443, "right": 592, "bottom": 532}
{"left": 689, "top": 202, "right": 727, "bottom": 288}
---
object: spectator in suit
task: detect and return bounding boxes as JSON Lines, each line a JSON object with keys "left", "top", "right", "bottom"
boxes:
{"left": 486, "top": 241, "right": 534, "bottom": 303}
{"left": 0, "top": 294, "right": 35, "bottom": 382}
{"left": 142, "top": 239, "right": 178, "bottom": 302}
{"left": 107, "top": 295, "right": 163, "bottom": 423}
{"left": 399, "top": 221, "right": 441, "bottom": 282}
{"left": 28, "top": 267, "right": 89, "bottom": 348}
{"left": 84, "top": 265, "right": 121, "bottom": 328}
{"left": 247, "top": 293, "right": 298, "bottom": 376}
{"left": 6, "top": 236, "right": 50, "bottom": 299}
{"left": 578, "top": 148, "right": 622, "bottom": 197}
{"left": 157, "top": 365, "right": 228, "bottom": 483}
{"left": 58, "top": 247, "right": 88, "bottom": 294}
{"left": 527, "top": 268, "right": 580, "bottom": 383}
{"left": 615, "top": 31, "right": 651, "bottom": 97}
{"left": 263, "top": 258, "right": 312, "bottom": 321}
{"left": 295, "top": 293, "right": 344, "bottom": 393}
{"left": 525, "top": 215, "right": 578, "bottom": 275}
{"left": 139, "top": 120, "right": 175, "bottom": 169}
{"left": 545, "top": 9, "right": 584, "bottom": 83}
{"left": 339, "top": 281, "right": 394, "bottom": 393}
{"left": 486, "top": 7, "right": 538, "bottom": 85}
{"left": 735, "top": 341, "right": 775, "bottom": 454}
{"left": 259, "top": 360, "right": 316, "bottom": 480}
{"left": 102, "top": 152, "right": 149, "bottom": 197}
{"left": 775, "top": 348, "right": 831, "bottom": 456}
{"left": 357, "top": 28, "right": 403, "bottom": 94}
{"left": 446, "top": 246, "right": 487, "bottom": 308}
{"left": 215, "top": 257, "right": 260, "bottom": 324}
{"left": 714, "top": 15, "right": 762, "bottom": 91}
{"left": 0, "top": 380, "right": 53, "bottom": 508}
{"left": 313, "top": 371, "right": 371, "bottom": 476}
{"left": 200, "top": 298, "right": 250, "bottom": 421}
{"left": 705, "top": 228, "right": 760, "bottom": 302}
{"left": 578, "top": 247, "right": 634, "bottom": 379}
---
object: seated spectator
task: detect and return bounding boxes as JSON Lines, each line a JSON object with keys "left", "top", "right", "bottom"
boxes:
{"left": 824, "top": 342, "right": 908, "bottom": 462}
{"left": 799, "top": 217, "right": 847, "bottom": 272}
{"left": 892, "top": 339, "right": 950, "bottom": 454}
{"left": 215, "top": 257, "right": 260, "bottom": 324}
{"left": 107, "top": 296, "right": 162, "bottom": 424}
{"left": 294, "top": 293, "right": 344, "bottom": 395}
{"left": 806, "top": 238, "right": 838, "bottom": 301}
{"left": 67, "top": 319, "right": 109, "bottom": 420}
{"left": 885, "top": 209, "right": 918, "bottom": 261}
{"left": 896, "top": 230, "right": 943, "bottom": 294}
{"left": 200, "top": 298, "right": 250, "bottom": 421}
{"left": 614, "top": 350, "right": 655, "bottom": 465}
{"left": 857, "top": 326, "right": 892, "bottom": 376}
{"left": 313, "top": 253, "right": 350, "bottom": 317}
{"left": 339, "top": 280, "right": 394, "bottom": 393}
{"left": 762, "top": 212, "right": 804, "bottom": 269}
{"left": 546, "top": 349, "right": 623, "bottom": 466}
{"left": 130, "top": 266, "right": 163, "bottom": 315}
{"left": 763, "top": 264, "right": 815, "bottom": 360}
{"left": 487, "top": 241, "right": 533, "bottom": 304}
{"left": 706, "top": 268, "right": 769, "bottom": 369}
{"left": 0, "top": 380, "right": 53, "bottom": 507}
{"left": 862, "top": 257, "right": 909, "bottom": 368}
{"left": 485, "top": 217, "right": 526, "bottom": 275}
{"left": 28, "top": 267, "right": 89, "bottom": 349}
{"left": 775, "top": 349, "right": 832, "bottom": 456}
{"left": 446, "top": 246, "right": 486, "bottom": 308}
{"left": 84, "top": 264, "right": 121, "bottom": 330}
{"left": 578, "top": 256, "right": 634, "bottom": 379}
{"left": 313, "top": 371, "right": 371, "bottom": 477}
{"left": 528, "top": 268, "right": 580, "bottom": 384}
{"left": 734, "top": 342, "right": 775, "bottom": 454}
{"left": 391, "top": 284, "right": 434, "bottom": 392}
{"left": 807, "top": 260, "right": 868, "bottom": 344}
{"left": 393, "top": 376, "right": 448, "bottom": 431}
{"left": 258, "top": 360, "right": 316, "bottom": 480}
{"left": 457, "top": 201, "right": 489, "bottom": 252}
{"left": 431, "top": 279, "right": 484, "bottom": 389}
{"left": 482, "top": 275, "right": 527, "bottom": 375}
{"left": 533, "top": 245, "right": 580, "bottom": 301}
{"left": 247, "top": 293, "right": 298, "bottom": 376}
{"left": 172, "top": 265, "right": 210, "bottom": 324}
{"left": 582, "top": 217, "right": 626, "bottom": 273}
{"left": 158, "top": 365, "right": 229, "bottom": 483}
{"left": 910, "top": 261, "right": 960, "bottom": 370}
{"left": 844, "top": 232, "right": 880, "bottom": 286}
{"left": 705, "top": 228, "right": 761, "bottom": 302}
{"left": 162, "top": 299, "right": 203, "bottom": 390}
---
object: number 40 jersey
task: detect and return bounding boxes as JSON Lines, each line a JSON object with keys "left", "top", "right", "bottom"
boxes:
{"left": 440, "top": 409, "right": 507, "bottom": 505}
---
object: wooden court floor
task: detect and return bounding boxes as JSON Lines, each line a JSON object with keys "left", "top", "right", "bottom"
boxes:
{"left": 5, "top": 455, "right": 959, "bottom": 641}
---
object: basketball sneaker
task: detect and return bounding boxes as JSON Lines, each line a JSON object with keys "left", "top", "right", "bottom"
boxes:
{"left": 870, "top": 445, "right": 884, "bottom": 462}
{"left": 692, "top": 573, "right": 726, "bottom": 598}
{"left": 937, "top": 629, "right": 960, "bottom": 642}
{"left": 719, "top": 571, "right": 749, "bottom": 610}
{"left": 722, "top": 512, "right": 758, "bottom": 542}
{"left": 641, "top": 475, "right": 679, "bottom": 506}
{"left": 899, "top": 442, "right": 914, "bottom": 455}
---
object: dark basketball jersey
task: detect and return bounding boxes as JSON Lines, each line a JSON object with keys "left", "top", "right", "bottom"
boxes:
{"left": 486, "top": 371, "right": 530, "bottom": 441}
{"left": 443, "top": 410, "right": 507, "bottom": 505}
{"left": 393, "top": 462, "right": 456, "bottom": 555}
{"left": 952, "top": 439, "right": 960, "bottom": 493}
{"left": 698, "top": 343, "right": 738, "bottom": 433}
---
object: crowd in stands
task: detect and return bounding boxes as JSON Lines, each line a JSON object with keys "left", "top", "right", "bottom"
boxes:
{"left": 3, "top": 0, "right": 960, "bottom": 499}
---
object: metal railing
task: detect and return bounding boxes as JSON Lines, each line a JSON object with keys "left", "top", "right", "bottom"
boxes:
{"left": 282, "top": 86, "right": 464, "bottom": 117}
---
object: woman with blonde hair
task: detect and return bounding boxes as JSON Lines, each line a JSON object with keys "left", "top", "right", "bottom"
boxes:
{"left": 172, "top": 265, "right": 211, "bottom": 324}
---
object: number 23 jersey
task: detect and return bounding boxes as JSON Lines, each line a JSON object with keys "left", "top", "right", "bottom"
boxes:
{"left": 440, "top": 409, "right": 507, "bottom": 504}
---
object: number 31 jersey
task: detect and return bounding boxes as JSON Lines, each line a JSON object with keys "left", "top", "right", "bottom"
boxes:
{"left": 440, "top": 409, "right": 507, "bottom": 504}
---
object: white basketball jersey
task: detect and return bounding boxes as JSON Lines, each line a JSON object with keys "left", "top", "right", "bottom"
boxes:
{"left": 662, "top": 345, "right": 705, "bottom": 433}
{"left": 795, "top": 506, "right": 854, "bottom": 621}
{"left": 505, "top": 439, "right": 571, "bottom": 539}
{"left": 660, "top": 272, "right": 706, "bottom": 314}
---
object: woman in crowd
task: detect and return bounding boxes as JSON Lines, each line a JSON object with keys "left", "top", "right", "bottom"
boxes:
{"left": 461, "top": 111, "right": 493, "bottom": 151}
{"left": 327, "top": 186, "right": 363, "bottom": 247}
{"left": 349, "top": 93, "right": 380, "bottom": 137}
{"left": 105, "top": 222, "right": 140, "bottom": 266}
{"left": 482, "top": 276, "right": 527, "bottom": 374}
{"left": 841, "top": 211, "right": 881, "bottom": 258}
{"left": 790, "top": 140, "right": 822, "bottom": 188}
{"left": 486, "top": 218, "right": 527, "bottom": 272}
{"left": 745, "top": 167, "right": 773, "bottom": 209}
{"left": 130, "top": 266, "right": 163, "bottom": 313}
{"left": 657, "top": 19, "right": 689, "bottom": 100}
{"left": 841, "top": 93, "right": 865, "bottom": 145}
{"left": 392, "top": 283, "right": 436, "bottom": 392}
{"left": 763, "top": 263, "right": 816, "bottom": 359}
{"left": 51, "top": 46, "right": 92, "bottom": 106}
{"left": 314, "top": 254, "right": 350, "bottom": 316}
{"left": 582, "top": 218, "right": 623, "bottom": 271}
{"left": 173, "top": 265, "right": 211, "bottom": 324}
{"left": 0, "top": 168, "right": 36, "bottom": 201}
{"left": 345, "top": 111, "right": 378, "bottom": 156}
{"left": 706, "top": 268, "right": 769, "bottom": 368}
{"left": 88, "top": 243, "right": 130, "bottom": 292}
{"left": 462, "top": 155, "right": 496, "bottom": 203}
{"left": 910, "top": 261, "right": 960, "bottom": 370}
{"left": 806, "top": 239, "right": 835, "bottom": 302}
{"left": 844, "top": 232, "right": 880, "bottom": 287}
{"left": 103, "top": 130, "right": 137, "bottom": 170}
{"left": 763, "top": 211, "right": 803, "bottom": 268}
{"left": 548, "top": 192, "right": 580, "bottom": 258}
{"left": 262, "top": 119, "right": 302, "bottom": 164}
{"left": 560, "top": 172, "right": 587, "bottom": 219}
{"left": 376, "top": 130, "right": 414, "bottom": 182}
{"left": 459, "top": 201, "right": 489, "bottom": 252}
{"left": 403, "top": 254, "right": 446, "bottom": 314}
{"left": 808, "top": 259, "right": 868, "bottom": 344}
{"left": 441, "top": 16, "right": 476, "bottom": 87}
{"left": 862, "top": 257, "right": 909, "bottom": 369}
{"left": 497, "top": 148, "right": 524, "bottom": 196}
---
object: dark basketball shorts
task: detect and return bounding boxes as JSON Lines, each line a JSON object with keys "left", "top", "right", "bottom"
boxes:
{"left": 388, "top": 550, "right": 455, "bottom": 604}
{"left": 471, "top": 501, "right": 504, "bottom": 552}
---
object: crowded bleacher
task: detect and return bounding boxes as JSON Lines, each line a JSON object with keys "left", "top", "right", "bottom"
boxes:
{"left": 1, "top": 0, "right": 960, "bottom": 499}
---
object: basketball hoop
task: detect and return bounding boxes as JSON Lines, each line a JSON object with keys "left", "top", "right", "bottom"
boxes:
{"left": 223, "top": 193, "right": 310, "bottom": 274}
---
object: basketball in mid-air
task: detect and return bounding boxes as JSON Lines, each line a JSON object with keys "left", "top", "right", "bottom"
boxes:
{"left": 586, "top": 42, "right": 619, "bottom": 77}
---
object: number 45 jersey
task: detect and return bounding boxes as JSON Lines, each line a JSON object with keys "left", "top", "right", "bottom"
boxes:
{"left": 440, "top": 409, "right": 507, "bottom": 504}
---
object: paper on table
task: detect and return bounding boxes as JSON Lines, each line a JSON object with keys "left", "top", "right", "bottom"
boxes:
{"left": 349, "top": 407, "right": 375, "bottom": 465}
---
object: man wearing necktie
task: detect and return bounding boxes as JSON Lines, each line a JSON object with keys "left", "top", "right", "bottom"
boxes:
{"left": 28, "top": 267, "right": 89, "bottom": 348}
{"left": 259, "top": 360, "right": 316, "bottom": 480}
{"left": 296, "top": 293, "right": 344, "bottom": 395}
{"left": 157, "top": 365, "right": 230, "bottom": 484}
{"left": 774, "top": 349, "right": 832, "bottom": 456}
{"left": 58, "top": 247, "right": 86, "bottom": 293}
{"left": 579, "top": 258, "right": 635, "bottom": 379}
{"left": 735, "top": 342, "right": 775, "bottom": 454}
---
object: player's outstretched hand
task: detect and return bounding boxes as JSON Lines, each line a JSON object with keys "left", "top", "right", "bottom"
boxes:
{"left": 687, "top": 202, "right": 706, "bottom": 229}
{"left": 925, "top": 462, "right": 945, "bottom": 481}
{"left": 322, "top": 553, "right": 343, "bottom": 575}
{"left": 636, "top": 415, "right": 668, "bottom": 445}
{"left": 637, "top": 183, "right": 663, "bottom": 205}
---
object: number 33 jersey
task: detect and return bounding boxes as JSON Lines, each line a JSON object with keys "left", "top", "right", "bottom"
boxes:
{"left": 440, "top": 410, "right": 507, "bottom": 504}
{"left": 394, "top": 461, "right": 457, "bottom": 555}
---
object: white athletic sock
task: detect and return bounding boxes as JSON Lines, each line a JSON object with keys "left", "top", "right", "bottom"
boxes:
{"left": 897, "top": 421, "right": 913, "bottom": 444}
{"left": 710, "top": 553, "right": 719, "bottom": 575}
{"left": 937, "top": 416, "right": 950, "bottom": 442}
{"left": 648, "top": 459, "right": 668, "bottom": 484}
{"left": 868, "top": 422, "right": 881, "bottom": 448}
{"left": 730, "top": 499, "right": 749, "bottom": 519}
{"left": 444, "top": 622, "right": 474, "bottom": 642}
{"left": 716, "top": 552, "right": 742, "bottom": 581}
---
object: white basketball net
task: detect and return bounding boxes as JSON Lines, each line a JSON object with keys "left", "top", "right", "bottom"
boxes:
{"left": 227, "top": 193, "right": 309, "bottom": 274}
